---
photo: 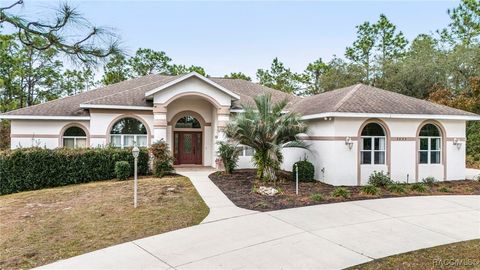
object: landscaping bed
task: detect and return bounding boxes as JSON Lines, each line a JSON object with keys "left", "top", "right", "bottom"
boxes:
{"left": 0, "top": 176, "right": 209, "bottom": 269}
{"left": 348, "top": 239, "right": 480, "bottom": 270}
{"left": 209, "top": 169, "right": 480, "bottom": 212}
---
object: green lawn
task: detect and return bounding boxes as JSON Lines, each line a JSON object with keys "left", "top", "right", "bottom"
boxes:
{"left": 349, "top": 239, "right": 480, "bottom": 270}
{"left": 0, "top": 176, "right": 209, "bottom": 269}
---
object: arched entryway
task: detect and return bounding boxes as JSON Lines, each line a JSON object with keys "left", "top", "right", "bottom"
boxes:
{"left": 171, "top": 111, "right": 205, "bottom": 165}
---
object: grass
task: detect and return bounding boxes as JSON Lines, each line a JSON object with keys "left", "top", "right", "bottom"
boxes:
{"left": 0, "top": 176, "right": 209, "bottom": 269}
{"left": 349, "top": 239, "right": 480, "bottom": 270}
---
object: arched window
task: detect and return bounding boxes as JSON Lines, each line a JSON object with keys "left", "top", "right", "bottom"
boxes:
{"left": 419, "top": 124, "right": 441, "bottom": 164}
{"left": 361, "top": 123, "right": 386, "bottom": 165}
{"left": 110, "top": 117, "right": 148, "bottom": 148}
{"left": 175, "top": 116, "right": 201, "bottom": 128}
{"left": 63, "top": 126, "right": 87, "bottom": 148}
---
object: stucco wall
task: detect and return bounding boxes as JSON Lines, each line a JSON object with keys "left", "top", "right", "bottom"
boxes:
{"left": 10, "top": 120, "right": 90, "bottom": 149}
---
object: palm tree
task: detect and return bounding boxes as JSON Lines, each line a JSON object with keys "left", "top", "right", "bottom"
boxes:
{"left": 225, "top": 94, "right": 307, "bottom": 182}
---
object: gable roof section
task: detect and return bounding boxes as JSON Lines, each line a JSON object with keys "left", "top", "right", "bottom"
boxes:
{"left": 295, "top": 84, "right": 480, "bottom": 120}
{"left": 144, "top": 72, "right": 241, "bottom": 100}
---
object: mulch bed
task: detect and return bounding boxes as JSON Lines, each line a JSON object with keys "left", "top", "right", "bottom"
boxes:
{"left": 209, "top": 169, "right": 480, "bottom": 212}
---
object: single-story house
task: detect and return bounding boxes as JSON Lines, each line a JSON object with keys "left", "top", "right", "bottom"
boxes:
{"left": 1, "top": 72, "right": 479, "bottom": 186}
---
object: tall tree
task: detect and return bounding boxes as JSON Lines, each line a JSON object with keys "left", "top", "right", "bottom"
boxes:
{"left": 440, "top": 0, "right": 480, "bottom": 46}
{"left": 224, "top": 72, "right": 251, "bottom": 81}
{"left": 129, "top": 48, "right": 172, "bottom": 77}
{"left": 345, "top": 22, "right": 376, "bottom": 84}
{"left": 0, "top": 1, "right": 120, "bottom": 64}
{"left": 298, "top": 58, "right": 330, "bottom": 95}
{"left": 373, "top": 14, "right": 408, "bottom": 86}
{"left": 57, "top": 68, "right": 96, "bottom": 96}
{"left": 256, "top": 58, "right": 301, "bottom": 94}
{"left": 168, "top": 64, "right": 206, "bottom": 76}
{"left": 101, "top": 53, "right": 131, "bottom": 85}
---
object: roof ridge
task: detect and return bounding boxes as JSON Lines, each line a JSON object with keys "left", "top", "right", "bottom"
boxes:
{"left": 83, "top": 76, "right": 175, "bottom": 105}
{"left": 332, "top": 83, "right": 363, "bottom": 111}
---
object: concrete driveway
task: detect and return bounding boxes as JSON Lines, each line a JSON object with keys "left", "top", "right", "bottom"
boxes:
{"left": 38, "top": 194, "right": 480, "bottom": 270}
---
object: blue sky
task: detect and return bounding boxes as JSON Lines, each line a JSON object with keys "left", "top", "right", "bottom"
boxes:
{"left": 14, "top": 1, "right": 459, "bottom": 78}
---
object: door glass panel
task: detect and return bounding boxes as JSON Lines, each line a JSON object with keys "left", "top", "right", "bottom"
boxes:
{"left": 183, "top": 134, "right": 192, "bottom": 154}
{"left": 174, "top": 133, "right": 179, "bottom": 155}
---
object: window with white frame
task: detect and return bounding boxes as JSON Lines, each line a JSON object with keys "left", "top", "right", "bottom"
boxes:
{"left": 110, "top": 118, "right": 148, "bottom": 148}
{"left": 63, "top": 126, "right": 87, "bottom": 148}
{"left": 236, "top": 145, "right": 255, "bottom": 157}
{"left": 361, "top": 123, "right": 386, "bottom": 165}
{"left": 419, "top": 124, "right": 441, "bottom": 164}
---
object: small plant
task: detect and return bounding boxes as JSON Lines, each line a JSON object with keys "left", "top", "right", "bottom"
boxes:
{"left": 292, "top": 158, "right": 315, "bottom": 182}
{"left": 115, "top": 161, "right": 131, "bottom": 180}
{"left": 422, "top": 176, "right": 437, "bottom": 187}
{"left": 361, "top": 185, "right": 380, "bottom": 195}
{"left": 368, "top": 171, "right": 392, "bottom": 188}
{"left": 387, "top": 182, "right": 407, "bottom": 193}
{"left": 438, "top": 186, "right": 451, "bottom": 193}
{"left": 217, "top": 141, "right": 241, "bottom": 174}
{"left": 332, "top": 187, "right": 350, "bottom": 199}
{"left": 410, "top": 182, "right": 428, "bottom": 193}
{"left": 150, "top": 140, "right": 174, "bottom": 177}
{"left": 309, "top": 193, "right": 324, "bottom": 202}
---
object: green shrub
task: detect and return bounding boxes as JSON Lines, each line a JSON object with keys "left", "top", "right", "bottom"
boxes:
{"left": 410, "top": 182, "right": 428, "bottom": 193}
{"left": 150, "top": 140, "right": 174, "bottom": 177}
{"left": 309, "top": 193, "right": 324, "bottom": 202}
{"left": 115, "top": 161, "right": 131, "bottom": 180}
{"left": 332, "top": 187, "right": 350, "bottom": 199}
{"left": 217, "top": 141, "right": 241, "bottom": 174}
{"left": 422, "top": 176, "right": 437, "bottom": 187}
{"left": 0, "top": 147, "right": 149, "bottom": 195}
{"left": 292, "top": 159, "right": 315, "bottom": 182}
{"left": 368, "top": 171, "right": 392, "bottom": 188}
{"left": 438, "top": 186, "right": 451, "bottom": 193}
{"left": 361, "top": 185, "right": 380, "bottom": 195}
{"left": 387, "top": 182, "right": 407, "bottom": 193}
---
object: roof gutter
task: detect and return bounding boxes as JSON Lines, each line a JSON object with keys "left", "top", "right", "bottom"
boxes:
{"left": 0, "top": 115, "right": 91, "bottom": 120}
{"left": 79, "top": 104, "right": 153, "bottom": 111}
{"left": 301, "top": 112, "right": 480, "bottom": 121}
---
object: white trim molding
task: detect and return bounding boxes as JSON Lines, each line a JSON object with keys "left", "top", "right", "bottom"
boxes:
{"left": 301, "top": 112, "right": 480, "bottom": 121}
{"left": 79, "top": 104, "right": 154, "bottom": 111}
{"left": 0, "top": 115, "right": 91, "bottom": 120}
{"left": 144, "top": 72, "right": 240, "bottom": 100}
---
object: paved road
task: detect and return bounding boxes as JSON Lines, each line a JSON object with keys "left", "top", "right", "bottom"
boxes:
{"left": 38, "top": 170, "right": 480, "bottom": 270}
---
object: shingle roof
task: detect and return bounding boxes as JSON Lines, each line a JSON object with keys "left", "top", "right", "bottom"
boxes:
{"left": 292, "top": 83, "right": 478, "bottom": 117}
{"left": 1, "top": 74, "right": 477, "bottom": 119}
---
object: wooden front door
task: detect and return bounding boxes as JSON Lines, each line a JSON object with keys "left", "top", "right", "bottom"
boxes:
{"left": 174, "top": 132, "right": 202, "bottom": 165}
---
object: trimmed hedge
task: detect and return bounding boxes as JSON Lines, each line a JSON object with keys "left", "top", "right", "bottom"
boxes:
{"left": 0, "top": 147, "right": 150, "bottom": 195}
{"left": 292, "top": 159, "right": 315, "bottom": 182}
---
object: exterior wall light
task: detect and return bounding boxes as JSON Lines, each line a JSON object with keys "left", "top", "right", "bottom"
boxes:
{"left": 453, "top": 138, "right": 462, "bottom": 150}
{"left": 345, "top": 137, "right": 353, "bottom": 150}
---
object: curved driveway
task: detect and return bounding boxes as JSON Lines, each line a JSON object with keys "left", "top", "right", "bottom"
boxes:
{"left": 39, "top": 170, "right": 480, "bottom": 270}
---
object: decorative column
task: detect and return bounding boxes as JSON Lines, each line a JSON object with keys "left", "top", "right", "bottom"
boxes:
{"left": 153, "top": 104, "right": 167, "bottom": 143}
{"left": 216, "top": 106, "right": 230, "bottom": 141}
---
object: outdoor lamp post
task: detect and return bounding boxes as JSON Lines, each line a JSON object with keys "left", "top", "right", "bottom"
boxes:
{"left": 132, "top": 146, "right": 140, "bottom": 208}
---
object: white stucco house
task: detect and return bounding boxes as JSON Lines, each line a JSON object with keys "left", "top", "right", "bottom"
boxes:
{"left": 1, "top": 72, "right": 479, "bottom": 186}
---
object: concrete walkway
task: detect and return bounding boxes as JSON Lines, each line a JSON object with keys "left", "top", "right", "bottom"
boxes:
{"left": 38, "top": 194, "right": 480, "bottom": 270}
{"left": 174, "top": 167, "right": 256, "bottom": 223}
